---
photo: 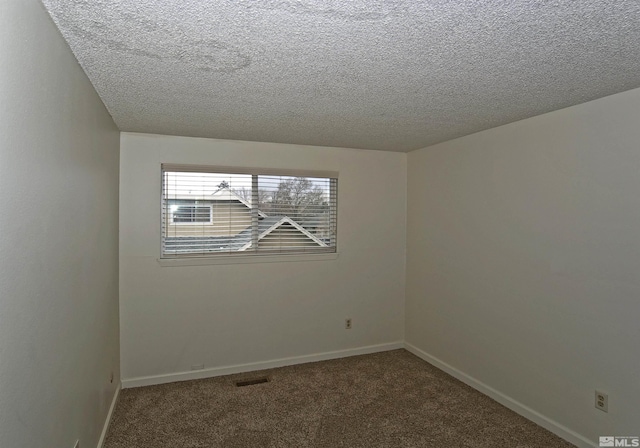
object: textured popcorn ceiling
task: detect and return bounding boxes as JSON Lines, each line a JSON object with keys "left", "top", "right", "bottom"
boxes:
{"left": 42, "top": 0, "right": 640, "bottom": 152}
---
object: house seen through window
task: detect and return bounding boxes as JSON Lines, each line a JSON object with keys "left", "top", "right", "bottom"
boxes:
{"left": 161, "top": 165, "right": 338, "bottom": 257}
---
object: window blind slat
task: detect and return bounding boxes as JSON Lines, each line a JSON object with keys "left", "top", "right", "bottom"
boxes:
{"left": 162, "top": 164, "right": 338, "bottom": 180}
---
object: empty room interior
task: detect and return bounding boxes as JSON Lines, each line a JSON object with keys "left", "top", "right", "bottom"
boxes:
{"left": 2, "top": 1, "right": 640, "bottom": 447}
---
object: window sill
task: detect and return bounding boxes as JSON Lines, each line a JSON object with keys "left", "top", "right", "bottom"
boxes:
{"left": 157, "top": 252, "right": 339, "bottom": 267}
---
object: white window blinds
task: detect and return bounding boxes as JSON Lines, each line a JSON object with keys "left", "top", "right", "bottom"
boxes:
{"left": 161, "top": 165, "right": 337, "bottom": 258}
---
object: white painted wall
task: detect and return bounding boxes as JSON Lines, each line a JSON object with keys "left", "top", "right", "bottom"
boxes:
{"left": 0, "top": 1, "right": 120, "bottom": 448}
{"left": 119, "top": 133, "right": 406, "bottom": 382}
{"left": 406, "top": 88, "right": 640, "bottom": 445}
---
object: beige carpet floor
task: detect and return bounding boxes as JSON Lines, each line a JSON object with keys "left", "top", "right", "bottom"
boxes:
{"left": 105, "top": 350, "right": 575, "bottom": 447}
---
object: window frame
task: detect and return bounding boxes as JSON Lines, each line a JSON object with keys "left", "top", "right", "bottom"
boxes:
{"left": 160, "top": 164, "right": 338, "bottom": 262}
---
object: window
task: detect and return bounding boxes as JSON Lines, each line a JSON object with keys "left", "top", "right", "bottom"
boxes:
{"left": 169, "top": 201, "right": 212, "bottom": 224}
{"left": 161, "top": 165, "right": 338, "bottom": 258}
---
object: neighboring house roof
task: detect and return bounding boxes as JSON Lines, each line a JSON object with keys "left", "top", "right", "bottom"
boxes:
{"left": 164, "top": 215, "right": 327, "bottom": 254}
{"left": 236, "top": 216, "right": 327, "bottom": 251}
{"left": 209, "top": 187, "right": 268, "bottom": 218}
{"left": 209, "top": 186, "right": 249, "bottom": 204}
{"left": 169, "top": 187, "right": 267, "bottom": 218}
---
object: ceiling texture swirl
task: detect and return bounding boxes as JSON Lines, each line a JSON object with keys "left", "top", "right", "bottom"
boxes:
{"left": 42, "top": 0, "right": 640, "bottom": 152}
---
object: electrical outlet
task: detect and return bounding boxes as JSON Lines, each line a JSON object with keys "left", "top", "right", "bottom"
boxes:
{"left": 191, "top": 364, "right": 205, "bottom": 371}
{"left": 345, "top": 318, "right": 352, "bottom": 329}
{"left": 73, "top": 440, "right": 79, "bottom": 448}
{"left": 595, "top": 390, "right": 608, "bottom": 412}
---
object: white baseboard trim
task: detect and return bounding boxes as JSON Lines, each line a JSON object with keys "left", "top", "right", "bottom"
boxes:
{"left": 122, "top": 341, "right": 404, "bottom": 389}
{"left": 97, "top": 383, "right": 121, "bottom": 448}
{"left": 404, "top": 342, "right": 595, "bottom": 448}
